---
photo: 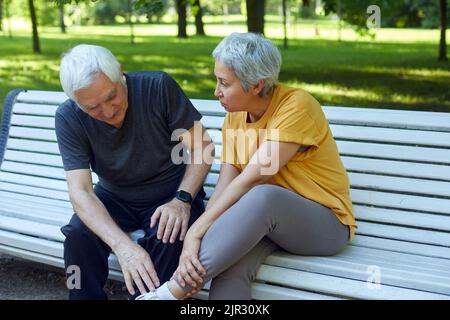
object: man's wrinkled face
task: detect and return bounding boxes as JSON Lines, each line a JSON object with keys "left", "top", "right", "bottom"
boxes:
{"left": 75, "top": 72, "right": 128, "bottom": 128}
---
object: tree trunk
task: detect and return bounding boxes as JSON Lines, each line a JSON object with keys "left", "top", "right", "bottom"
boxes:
{"left": 282, "top": 0, "right": 288, "bottom": 49}
{"left": 176, "top": 0, "right": 188, "bottom": 38}
{"left": 0, "top": 0, "right": 3, "bottom": 31}
{"left": 223, "top": 0, "right": 228, "bottom": 25}
{"left": 337, "top": 0, "right": 342, "bottom": 41}
{"left": 246, "top": 0, "right": 265, "bottom": 34}
{"left": 28, "top": 0, "right": 40, "bottom": 53}
{"left": 5, "top": 0, "right": 11, "bottom": 37}
{"left": 59, "top": 1, "right": 66, "bottom": 34}
{"left": 439, "top": 0, "right": 447, "bottom": 61}
{"left": 127, "top": 0, "right": 135, "bottom": 44}
{"left": 193, "top": 0, "right": 205, "bottom": 36}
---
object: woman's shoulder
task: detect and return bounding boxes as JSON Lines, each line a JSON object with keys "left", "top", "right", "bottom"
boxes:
{"left": 275, "top": 85, "right": 321, "bottom": 115}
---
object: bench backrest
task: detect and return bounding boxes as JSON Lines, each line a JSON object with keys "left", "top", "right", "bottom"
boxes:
{"left": 1, "top": 90, "right": 450, "bottom": 261}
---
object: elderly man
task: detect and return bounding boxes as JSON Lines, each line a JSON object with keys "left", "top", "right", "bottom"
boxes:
{"left": 55, "top": 44, "right": 213, "bottom": 300}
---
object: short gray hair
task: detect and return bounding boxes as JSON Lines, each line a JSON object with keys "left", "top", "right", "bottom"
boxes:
{"left": 59, "top": 44, "right": 123, "bottom": 102}
{"left": 212, "top": 32, "right": 282, "bottom": 97}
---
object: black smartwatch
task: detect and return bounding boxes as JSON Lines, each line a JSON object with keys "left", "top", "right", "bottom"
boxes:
{"left": 175, "top": 190, "right": 193, "bottom": 204}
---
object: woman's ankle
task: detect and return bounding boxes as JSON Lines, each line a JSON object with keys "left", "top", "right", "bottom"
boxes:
{"left": 167, "top": 280, "right": 188, "bottom": 300}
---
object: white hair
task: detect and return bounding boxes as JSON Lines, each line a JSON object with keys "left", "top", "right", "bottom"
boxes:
{"left": 59, "top": 44, "right": 123, "bottom": 103}
{"left": 212, "top": 32, "right": 282, "bottom": 97}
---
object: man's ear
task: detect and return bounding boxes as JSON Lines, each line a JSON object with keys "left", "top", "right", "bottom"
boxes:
{"left": 251, "top": 80, "right": 265, "bottom": 96}
{"left": 120, "top": 64, "right": 124, "bottom": 74}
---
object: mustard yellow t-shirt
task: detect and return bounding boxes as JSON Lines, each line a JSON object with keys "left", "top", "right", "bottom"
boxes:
{"left": 221, "top": 85, "right": 357, "bottom": 241}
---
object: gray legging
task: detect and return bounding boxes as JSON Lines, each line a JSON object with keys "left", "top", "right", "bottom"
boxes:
{"left": 180, "top": 184, "right": 350, "bottom": 300}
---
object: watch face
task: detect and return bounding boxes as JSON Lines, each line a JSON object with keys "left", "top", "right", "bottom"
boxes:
{"left": 177, "top": 191, "right": 192, "bottom": 203}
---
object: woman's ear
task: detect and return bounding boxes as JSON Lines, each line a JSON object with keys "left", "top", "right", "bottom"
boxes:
{"left": 251, "top": 80, "right": 265, "bottom": 96}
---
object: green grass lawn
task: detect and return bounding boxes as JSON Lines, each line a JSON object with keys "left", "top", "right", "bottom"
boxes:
{"left": 1, "top": 20, "right": 449, "bottom": 121}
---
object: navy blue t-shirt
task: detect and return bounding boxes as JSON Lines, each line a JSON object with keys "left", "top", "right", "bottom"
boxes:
{"left": 55, "top": 71, "right": 203, "bottom": 205}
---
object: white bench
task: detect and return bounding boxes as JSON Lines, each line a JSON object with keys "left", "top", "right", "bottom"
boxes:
{"left": 1, "top": 89, "right": 450, "bottom": 300}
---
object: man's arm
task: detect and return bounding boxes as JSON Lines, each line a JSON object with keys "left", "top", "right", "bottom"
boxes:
{"left": 177, "top": 122, "right": 215, "bottom": 199}
{"left": 66, "top": 169, "right": 160, "bottom": 295}
{"left": 66, "top": 169, "right": 128, "bottom": 249}
{"left": 150, "top": 122, "right": 215, "bottom": 243}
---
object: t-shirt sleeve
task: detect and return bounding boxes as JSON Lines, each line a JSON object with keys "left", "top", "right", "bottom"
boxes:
{"left": 266, "top": 96, "right": 324, "bottom": 148}
{"left": 55, "top": 109, "right": 91, "bottom": 171}
{"left": 220, "top": 113, "right": 239, "bottom": 168}
{"left": 160, "top": 72, "right": 202, "bottom": 133}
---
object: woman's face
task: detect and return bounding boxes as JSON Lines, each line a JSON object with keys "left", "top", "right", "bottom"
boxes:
{"left": 214, "top": 60, "right": 255, "bottom": 113}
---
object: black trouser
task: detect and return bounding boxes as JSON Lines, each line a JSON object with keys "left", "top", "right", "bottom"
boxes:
{"left": 61, "top": 184, "right": 205, "bottom": 300}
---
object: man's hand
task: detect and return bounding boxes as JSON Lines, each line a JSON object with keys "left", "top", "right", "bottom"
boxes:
{"left": 150, "top": 198, "right": 191, "bottom": 243}
{"left": 114, "top": 240, "right": 160, "bottom": 295}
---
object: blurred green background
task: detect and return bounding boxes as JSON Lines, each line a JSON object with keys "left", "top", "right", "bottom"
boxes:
{"left": 0, "top": 0, "right": 449, "bottom": 119}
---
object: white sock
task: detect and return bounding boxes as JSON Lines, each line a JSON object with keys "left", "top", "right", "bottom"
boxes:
{"left": 156, "top": 282, "right": 178, "bottom": 300}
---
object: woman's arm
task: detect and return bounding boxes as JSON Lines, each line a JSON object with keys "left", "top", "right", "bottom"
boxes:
{"left": 205, "top": 163, "right": 240, "bottom": 211}
{"left": 188, "top": 140, "right": 302, "bottom": 239}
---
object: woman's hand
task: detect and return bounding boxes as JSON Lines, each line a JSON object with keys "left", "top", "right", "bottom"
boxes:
{"left": 175, "top": 233, "right": 206, "bottom": 289}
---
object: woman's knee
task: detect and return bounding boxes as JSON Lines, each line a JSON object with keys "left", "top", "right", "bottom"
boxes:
{"left": 240, "top": 184, "right": 283, "bottom": 213}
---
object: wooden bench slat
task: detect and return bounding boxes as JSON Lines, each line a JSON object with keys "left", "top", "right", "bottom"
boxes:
{"left": 265, "top": 253, "right": 450, "bottom": 295}
{"left": 0, "top": 190, "right": 72, "bottom": 209}
{"left": 7, "top": 138, "right": 60, "bottom": 154}
{"left": 340, "top": 244, "right": 450, "bottom": 270}
{"left": 349, "top": 172, "right": 450, "bottom": 198}
{"left": 352, "top": 235, "right": 450, "bottom": 260}
{"left": 249, "top": 283, "right": 343, "bottom": 300}
{"left": 322, "top": 106, "right": 450, "bottom": 132}
{"left": 2, "top": 161, "right": 65, "bottom": 180}
{"left": 350, "top": 189, "right": 450, "bottom": 215}
{"left": 0, "top": 229, "right": 62, "bottom": 258}
{"left": 330, "top": 124, "right": 450, "bottom": 148}
{"left": 4, "top": 150, "right": 63, "bottom": 167}
{"left": 0, "top": 197, "right": 72, "bottom": 217}
{"left": 0, "top": 205, "right": 69, "bottom": 226}
{"left": 0, "top": 182, "right": 70, "bottom": 201}
{"left": 332, "top": 252, "right": 450, "bottom": 278}
{"left": 12, "top": 103, "right": 58, "bottom": 116}
{"left": 0, "top": 215, "right": 65, "bottom": 242}
{"left": 9, "top": 126, "right": 56, "bottom": 142}
{"left": 256, "top": 265, "right": 449, "bottom": 299}
{"left": 0, "top": 171, "right": 68, "bottom": 191}
{"left": 354, "top": 205, "right": 450, "bottom": 232}
{"left": 11, "top": 114, "right": 55, "bottom": 129}
{"left": 17, "top": 91, "right": 68, "bottom": 105}
{"left": 337, "top": 141, "right": 450, "bottom": 165}
{"left": 357, "top": 221, "right": 450, "bottom": 246}
{"left": 341, "top": 157, "right": 450, "bottom": 181}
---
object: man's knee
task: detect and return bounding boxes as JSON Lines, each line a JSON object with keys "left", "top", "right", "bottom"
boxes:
{"left": 61, "top": 216, "right": 105, "bottom": 252}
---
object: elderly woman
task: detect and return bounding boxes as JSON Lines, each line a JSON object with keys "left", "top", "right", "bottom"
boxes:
{"left": 137, "top": 32, "right": 356, "bottom": 300}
